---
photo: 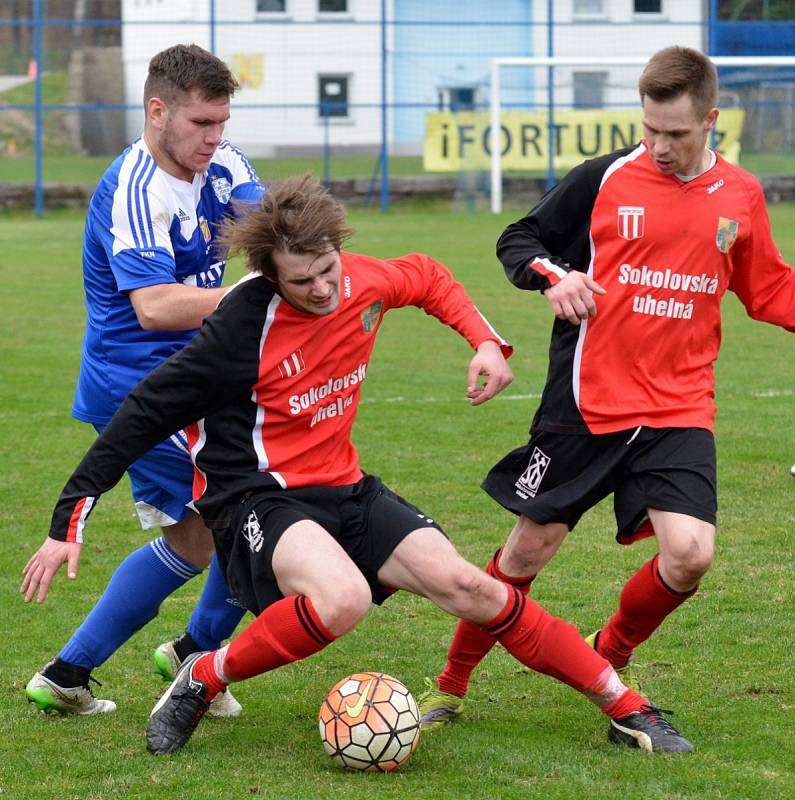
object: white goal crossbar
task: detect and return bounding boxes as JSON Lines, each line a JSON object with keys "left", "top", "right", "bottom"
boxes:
{"left": 490, "top": 55, "right": 795, "bottom": 213}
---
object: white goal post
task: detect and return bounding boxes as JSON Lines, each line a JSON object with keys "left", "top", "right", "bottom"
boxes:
{"left": 489, "top": 55, "right": 795, "bottom": 213}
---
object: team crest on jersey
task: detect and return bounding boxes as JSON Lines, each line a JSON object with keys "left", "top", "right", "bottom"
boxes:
{"left": 360, "top": 301, "right": 383, "bottom": 333}
{"left": 716, "top": 217, "right": 739, "bottom": 253}
{"left": 242, "top": 510, "right": 264, "bottom": 553}
{"left": 617, "top": 206, "right": 645, "bottom": 240}
{"left": 199, "top": 216, "right": 212, "bottom": 243}
{"left": 211, "top": 176, "right": 232, "bottom": 204}
{"left": 278, "top": 349, "right": 306, "bottom": 379}
{"left": 514, "top": 446, "right": 551, "bottom": 499}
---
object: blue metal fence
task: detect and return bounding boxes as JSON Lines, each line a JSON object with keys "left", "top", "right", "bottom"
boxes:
{"left": 1, "top": 2, "right": 793, "bottom": 216}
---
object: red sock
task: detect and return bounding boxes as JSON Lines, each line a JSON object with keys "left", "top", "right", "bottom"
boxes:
{"left": 602, "top": 689, "right": 648, "bottom": 719}
{"left": 191, "top": 651, "right": 228, "bottom": 701}
{"left": 220, "top": 595, "right": 335, "bottom": 683}
{"left": 598, "top": 555, "right": 696, "bottom": 668}
{"left": 437, "top": 549, "right": 534, "bottom": 697}
{"left": 490, "top": 586, "right": 619, "bottom": 699}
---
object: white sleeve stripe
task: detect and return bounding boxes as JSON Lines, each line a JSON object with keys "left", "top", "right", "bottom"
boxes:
{"left": 125, "top": 149, "right": 146, "bottom": 250}
{"left": 72, "top": 496, "right": 95, "bottom": 544}
{"left": 139, "top": 159, "right": 158, "bottom": 248}
{"left": 251, "top": 296, "right": 281, "bottom": 471}
{"left": 475, "top": 308, "right": 508, "bottom": 345}
{"left": 127, "top": 151, "right": 157, "bottom": 250}
{"left": 532, "top": 257, "right": 568, "bottom": 280}
{"left": 188, "top": 419, "right": 209, "bottom": 500}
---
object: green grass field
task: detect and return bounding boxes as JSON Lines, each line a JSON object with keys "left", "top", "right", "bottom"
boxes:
{"left": 0, "top": 202, "right": 793, "bottom": 800}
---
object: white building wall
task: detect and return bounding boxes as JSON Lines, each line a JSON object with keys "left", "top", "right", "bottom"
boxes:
{"left": 121, "top": 1, "right": 708, "bottom": 157}
{"left": 122, "top": 0, "right": 387, "bottom": 156}
{"left": 546, "top": 0, "right": 706, "bottom": 109}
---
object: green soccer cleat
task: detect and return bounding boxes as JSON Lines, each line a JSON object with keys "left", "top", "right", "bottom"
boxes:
{"left": 585, "top": 630, "right": 643, "bottom": 694}
{"left": 417, "top": 677, "right": 465, "bottom": 730}
{"left": 25, "top": 670, "right": 116, "bottom": 716}
{"left": 154, "top": 640, "right": 242, "bottom": 718}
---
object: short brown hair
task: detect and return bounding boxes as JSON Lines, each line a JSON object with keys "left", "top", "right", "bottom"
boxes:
{"left": 144, "top": 44, "right": 239, "bottom": 107}
{"left": 639, "top": 46, "right": 718, "bottom": 119}
{"left": 217, "top": 176, "right": 354, "bottom": 281}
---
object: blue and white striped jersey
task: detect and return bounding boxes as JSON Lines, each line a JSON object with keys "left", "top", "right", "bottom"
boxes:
{"left": 73, "top": 137, "right": 264, "bottom": 424}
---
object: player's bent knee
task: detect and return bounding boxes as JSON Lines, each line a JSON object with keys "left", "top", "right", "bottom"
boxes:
{"left": 663, "top": 541, "right": 714, "bottom": 587}
{"left": 434, "top": 564, "right": 504, "bottom": 620}
{"left": 311, "top": 576, "right": 372, "bottom": 636}
{"left": 503, "top": 519, "right": 564, "bottom": 574}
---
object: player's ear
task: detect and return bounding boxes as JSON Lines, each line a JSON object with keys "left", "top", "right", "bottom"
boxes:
{"left": 147, "top": 96, "right": 168, "bottom": 131}
{"left": 704, "top": 107, "right": 719, "bottom": 132}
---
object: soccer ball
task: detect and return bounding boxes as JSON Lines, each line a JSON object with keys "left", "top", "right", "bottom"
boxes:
{"left": 318, "top": 672, "right": 421, "bottom": 772}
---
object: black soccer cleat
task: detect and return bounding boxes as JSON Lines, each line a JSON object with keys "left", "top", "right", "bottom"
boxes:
{"left": 608, "top": 704, "right": 695, "bottom": 753}
{"left": 147, "top": 652, "right": 212, "bottom": 755}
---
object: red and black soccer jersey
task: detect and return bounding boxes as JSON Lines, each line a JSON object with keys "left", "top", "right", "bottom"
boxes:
{"left": 498, "top": 142, "right": 795, "bottom": 435}
{"left": 50, "top": 251, "right": 510, "bottom": 543}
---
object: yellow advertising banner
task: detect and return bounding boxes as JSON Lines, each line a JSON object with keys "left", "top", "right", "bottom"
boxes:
{"left": 423, "top": 109, "right": 745, "bottom": 172}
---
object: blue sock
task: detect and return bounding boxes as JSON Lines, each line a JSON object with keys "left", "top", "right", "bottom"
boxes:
{"left": 59, "top": 537, "right": 201, "bottom": 670}
{"left": 186, "top": 554, "right": 247, "bottom": 650}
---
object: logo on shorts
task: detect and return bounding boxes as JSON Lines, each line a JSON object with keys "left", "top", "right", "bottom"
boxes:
{"left": 243, "top": 510, "right": 264, "bottom": 553}
{"left": 514, "top": 447, "right": 551, "bottom": 499}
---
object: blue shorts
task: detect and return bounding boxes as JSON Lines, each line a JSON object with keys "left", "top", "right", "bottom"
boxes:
{"left": 94, "top": 424, "right": 194, "bottom": 529}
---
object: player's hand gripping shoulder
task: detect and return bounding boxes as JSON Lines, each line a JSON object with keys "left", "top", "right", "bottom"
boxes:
{"left": 20, "top": 536, "right": 82, "bottom": 604}
{"left": 543, "top": 270, "right": 606, "bottom": 325}
{"left": 467, "top": 340, "right": 513, "bottom": 406}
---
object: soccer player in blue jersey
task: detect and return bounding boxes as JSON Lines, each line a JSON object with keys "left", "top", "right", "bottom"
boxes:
{"left": 23, "top": 44, "right": 264, "bottom": 717}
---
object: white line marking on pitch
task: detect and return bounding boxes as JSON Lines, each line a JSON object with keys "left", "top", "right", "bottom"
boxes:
{"left": 360, "top": 392, "right": 543, "bottom": 405}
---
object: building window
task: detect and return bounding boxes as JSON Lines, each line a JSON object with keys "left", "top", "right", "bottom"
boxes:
{"left": 438, "top": 86, "right": 478, "bottom": 112}
{"left": 319, "top": 75, "right": 349, "bottom": 118}
{"left": 573, "top": 72, "right": 607, "bottom": 109}
{"left": 573, "top": 0, "right": 605, "bottom": 15}
{"left": 634, "top": 0, "right": 662, "bottom": 12}
{"left": 319, "top": 0, "right": 348, "bottom": 11}
{"left": 256, "top": 0, "right": 287, "bottom": 12}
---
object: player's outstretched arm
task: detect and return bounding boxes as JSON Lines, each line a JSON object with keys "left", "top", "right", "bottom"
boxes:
{"left": 466, "top": 340, "right": 513, "bottom": 406}
{"left": 20, "top": 537, "right": 82, "bottom": 604}
{"left": 543, "top": 270, "right": 606, "bottom": 325}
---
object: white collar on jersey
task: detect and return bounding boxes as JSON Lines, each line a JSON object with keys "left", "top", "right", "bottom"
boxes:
{"left": 676, "top": 148, "right": 717, "bottom": 183}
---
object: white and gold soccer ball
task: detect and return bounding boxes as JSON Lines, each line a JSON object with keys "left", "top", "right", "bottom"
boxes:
{"left": 318, "top": 672, "right": 420, "bottom": 772}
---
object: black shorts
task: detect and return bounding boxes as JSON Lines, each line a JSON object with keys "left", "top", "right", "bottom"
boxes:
{"left": 482, "top": 426, "right": 717, "bottom": 543}
{"left": 211, "top": 474, "right": 445, "bottom": 615}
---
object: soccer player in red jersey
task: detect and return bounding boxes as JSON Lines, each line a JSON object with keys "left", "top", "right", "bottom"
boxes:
{"left": 419, "top": 46, "right": 795, "bottom": 749}
{"left": 21, "top": 176, "right": 692, "bottom": 755}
